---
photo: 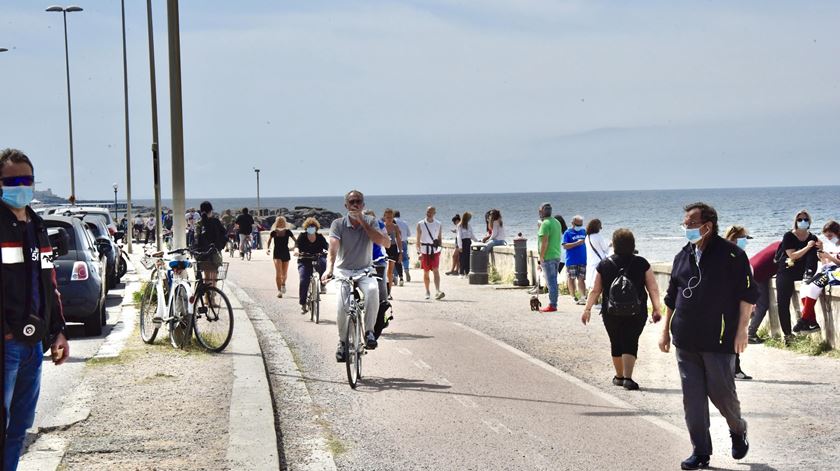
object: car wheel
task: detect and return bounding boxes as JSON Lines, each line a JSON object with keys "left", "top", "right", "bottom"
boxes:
{"left": 100, "top": 297, "right": 108, "bottom": 326}
{"left": 85, "top": 302, "right": 104, "bottom": 336}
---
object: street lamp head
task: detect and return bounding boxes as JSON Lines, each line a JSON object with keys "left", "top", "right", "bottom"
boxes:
{"left": 0, "top": 48, "right": 8, "bottom": 53}
{"left": 113, "top": 183, "right": 118, "bottom": 191}
{"left": 46, "top": 5, "right": 64, "bottom": 12}
{"left": 65, "top": 6, "right": 83, "bottom": 12}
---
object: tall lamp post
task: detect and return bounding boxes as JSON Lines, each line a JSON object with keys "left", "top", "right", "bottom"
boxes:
{"left": 46, "top": 5, "right": 83, "bottom": 204}
{"left": 113, "top": 183, "right": 118, "bottom": 217}
{"left": 254, "top": 168, "right": 261, "bottom": 216}
{"left": 119, "top": 0, "right": 134, "bottom": 253}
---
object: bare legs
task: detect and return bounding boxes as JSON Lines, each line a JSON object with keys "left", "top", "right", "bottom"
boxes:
{"left": 611, "top": 355, "right": 637, "bottom": 379}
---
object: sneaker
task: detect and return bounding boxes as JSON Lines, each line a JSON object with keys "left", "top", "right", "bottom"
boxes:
{"left": 335, "top": 342, "right": 347, "bottom": 362}
{"left": 425, "top": 293, "right": 431, "bottom": 300}
{"left": 388, "top": 294, "right": 393, "bottom": 300}
{"left": 802, "top": 321, "right": 821, "bottom": 334}
{"left": 281, "top": 285, "right": 286, "bottom": 294}
{"left": 398, "top": 278, "right": 404, "bottom": 287}
{"left": 803, "top": 269, "right": 815, "bottom": 283}
{"left": 622, "top": 378, "right": 639, "bottom": 391}
{"left": 406, "top": 272, "right": 411, "bottom": 282}
{"left": 680, "top": 454, "right": 710, "bottom": 470}
{"left": 747, "top": 335, "right": 764, "bottom": 344}
{"left": 784, "top": 334, "right": 796, "bottom": 345}
{"left": 277, "top": 291, "right": 283, "bottom": 298}
{"left": 734, "top": 370, "right": 752, "bottom": 380}
{"left": 365, "top": 331, "right": 378, "bottom": 350}
{"left": 301, "top": 305, "right": 307, "bottom": 314}
{"left": 539, "top": 305, "right": 557, "bottom": 313}
{"left": 575, "top": 298, "right": 587, "bottom": 306}
{"left": 731, "top": 427, "right": 749, "bottom": 460}
{"left": 528, "top": 286, "right": 540, "bottom": 295}
{"left": 459, "top": 274, "right": 465, "bottom": 279}
{"left": 792, "top": 319, "right": 804, "bottom": 333}
{"left": 435, "top": 291, "right": 445, "bottom": 300}
{"left": 611, "top": 376, "right": 625, "bottom": 386}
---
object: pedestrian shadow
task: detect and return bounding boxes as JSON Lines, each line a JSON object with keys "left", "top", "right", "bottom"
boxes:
{"left": 579, "top": 410, "right": 667, "bottom": 418}
{"left": 359, "top": 377, "right": 453, "bottom": 392}
{"left": 380, "top": 332, "right": 433, "bottom": 341}
{"left": 746, "top": 379, "right": 829, "bottom": 386}
{"left": 313, "top": 319, "right": 336, "bottom": 325}
{"left": 639, "top": 387, "right": 682, "bottom": 395}
{"left": 708, "top": 464, "right": 779, "bottom": 471}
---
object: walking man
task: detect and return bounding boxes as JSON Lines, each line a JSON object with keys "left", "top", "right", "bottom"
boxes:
{"left": 1, "top": 149, "right": 70, "bottom": 470}
{"left": 562, "top": 215, "right": 587, "bottom": 304}
{"left": 394, "top": 210, "right": 411, "bottom": 283}
{"left": 416, "top": 206, "right": 445, "bottom": 300}
{"left": 323, "top": 190, "right": 391, "bottom": 360}
{"left": 537, "top": 203, "right": 563, "bottom": 312}
{"left": 659, "top": 202, "right": 756, "bottom": 470}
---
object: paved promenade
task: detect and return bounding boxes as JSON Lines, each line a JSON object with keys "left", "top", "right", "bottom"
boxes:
{"left": 19, "top": 249, "right": 840, "bottom": 470}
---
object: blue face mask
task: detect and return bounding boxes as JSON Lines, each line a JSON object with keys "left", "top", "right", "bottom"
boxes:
{"left": 684, "top": 226, "right": 704, "bottom": 244}
{"left": 1, "top": 185, "right": 34, "bottom": 208}
{"left": 736, "top": 237, "right": 748, "bottom": 249}
{"left": 797, "top": 220, "right": 810, "bottom": 230}
{"left": 306, "top": 226, "right": 316, "bottom": 235}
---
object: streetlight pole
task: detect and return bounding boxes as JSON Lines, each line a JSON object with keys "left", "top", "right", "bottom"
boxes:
{"left": 167, "top": 0, "right": 187, "bottom": 250}
{"left": 120, "top": 0, "right": 135, "bottom": 254}
{"left": 254, "top": 168, "right": 260, "bottom": 216}
{"left": 146, "top": 0, "right": 162, "bottom": 251}
{"left": 46, "top": 5, "right": 83, "bottom": 204}
{"left": 113, "top": 183, "right": 118, "bottom": 217}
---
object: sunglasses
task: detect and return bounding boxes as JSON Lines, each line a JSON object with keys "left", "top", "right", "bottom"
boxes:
{"left": 347, "top": 199, "right": 364, "bottom": 205}
{"left": 1, "top": 175, "right": 35, "bottom": 187}
{"left": 797, "top": 218, "right": 810, "bottom": 222}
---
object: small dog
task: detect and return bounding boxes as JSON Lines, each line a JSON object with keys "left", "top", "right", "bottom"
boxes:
{"left": 530, "top": 295, "right": 542, "bottom": 311}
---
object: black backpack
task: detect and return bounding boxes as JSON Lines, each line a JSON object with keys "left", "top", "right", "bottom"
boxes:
{"left": 606, "top": 257, "right": 640, "bottom": 316}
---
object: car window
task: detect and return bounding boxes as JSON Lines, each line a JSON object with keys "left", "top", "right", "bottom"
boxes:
{"left": 83, "top": 213, "right": 112, "bottom": 227}
{"left": 44, "top": 222, "right": 77, "bottom": 251}
{"left": 85, "top": 221, "right": 104, "bottom": 238}
{"left": 83, "top": 226, "right": 97, "bottom": 254}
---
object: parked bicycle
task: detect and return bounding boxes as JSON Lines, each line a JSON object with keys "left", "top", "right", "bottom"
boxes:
{"left": 138, "top": 246, "right": 234, "bottom": 352}
{"left": 331, "top": 270, "right": 374, "bottom": 389}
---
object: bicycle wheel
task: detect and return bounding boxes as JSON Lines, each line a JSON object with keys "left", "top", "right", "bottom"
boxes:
{"left": 313, "top": 282, "right": 320, "bottom": 324}
{"left": 169, "top": 284, "right": 193, "bottom": 349}
{"left": 308, "top": 277, "right": 317, "bottom": 323}
{"left": 139, "top": 272, "right": 160, "bottom": 344}
{"left": 193, "top": 285, "right": 234, "bottom": 352}
{"left": 346, "top": 312, "right": 359, "bottom": 389}
{"left": 245, "top": 247, "right": 252, "bottom": 261}
{"left": 356, "top": 306, "right": 364, "bottom": 380}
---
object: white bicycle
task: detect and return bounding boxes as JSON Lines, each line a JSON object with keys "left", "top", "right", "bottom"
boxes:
{"left": 139, "top": 248, "right": 195, "bottom": 348}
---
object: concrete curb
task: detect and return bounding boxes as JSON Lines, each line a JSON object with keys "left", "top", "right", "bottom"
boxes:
{"left": 224, "top": 282, "right": 282, "bottom": 470}
{"left": 227, "top": 280, "right": 338, "bottom": 471}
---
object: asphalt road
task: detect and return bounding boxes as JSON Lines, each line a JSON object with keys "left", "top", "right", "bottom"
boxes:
{"left": 231, "top": 251, "right": 692, "bottom": 471}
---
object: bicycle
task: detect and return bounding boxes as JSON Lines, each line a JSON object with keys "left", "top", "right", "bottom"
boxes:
{"left": 331, "top": 270, "right": 374, "bottom": 389}
{"left": 139, "top": 246, "right": 235, "bottom": 352}
{"left": 240, "top": 235, "right": 252, "bottom": 261}
{"left": 300, "top": 253, "right": 325, "bottom": 323}
{"left": 138, "top": 248, "right": 194, "bottom": 349}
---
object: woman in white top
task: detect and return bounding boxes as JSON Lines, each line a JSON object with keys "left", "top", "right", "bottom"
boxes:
{"left": 584, "top": 219, "right": 611, "bottom": 291}
{"left": 457, "top": 212, "right": 475, "bottom": 277}
{"left": 446, "top": 214, "right": 462, "bottom": 275}
{"left": 481, "top": 209, "right": 506, "bottom": 253}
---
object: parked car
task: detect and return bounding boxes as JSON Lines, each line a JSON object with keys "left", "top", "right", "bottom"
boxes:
{"left": 40, "top": 205, "right": 118, "bottom": 235}
{"left": 44, "top": 215, "right": 108, "bottom": 336}
{"left": 79, "top": 215, "right": 123, "bottom": 290}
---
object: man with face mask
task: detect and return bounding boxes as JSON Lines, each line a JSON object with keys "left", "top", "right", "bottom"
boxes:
{"left": 659, "top": 202, "right": 757, "bottom": 470}
{"left": 0, "top": 149, "right": 69, "bottom": 470}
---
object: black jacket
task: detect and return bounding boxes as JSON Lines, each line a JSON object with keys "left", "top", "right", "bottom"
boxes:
{"left": 664, "top": 234, "right": 758, "bottom": 353}
{"left": 0, "top": 204, "right": 66, "bottom": 351}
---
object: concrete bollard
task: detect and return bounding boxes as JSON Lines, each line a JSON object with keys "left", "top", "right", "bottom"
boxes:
{"left": 469, "top": 243, "right": 489, "bottom": 285}
{"left": 513, "top": 236, "right": 529, "bottom": 286}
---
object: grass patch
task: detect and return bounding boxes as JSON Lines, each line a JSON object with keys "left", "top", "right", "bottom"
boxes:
{"left": 132, "top": 282, "right": 147, "bottom": 305}
{"left": 488, "top": 266, "right": 501, "bottom": 284}
{"left": 87, "top": 348, "right": 141, "bottom": 367}
{"left": 757, "top": 326, "right": 837, "bottom": 357}
{"left": 140, "top": 372, "right": 177, "bottom": 383}
{"left": 315, "top": 416, "right": 347, "bottom": 456}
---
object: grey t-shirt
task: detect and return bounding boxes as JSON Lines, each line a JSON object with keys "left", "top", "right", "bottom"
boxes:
{"left": 329, "top": 215, "right": 377, "bottom": 270}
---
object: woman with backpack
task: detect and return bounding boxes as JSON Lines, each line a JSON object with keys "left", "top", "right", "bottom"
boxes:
{"left": 192, "top": 201, "right": 227, "bottom": 286}
{"left": 581, "top": 228, "right": 662, "bottom": 391}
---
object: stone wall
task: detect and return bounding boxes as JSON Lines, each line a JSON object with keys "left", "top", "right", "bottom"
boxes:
{"left": 651, "top": 263, "right": 840, "bottom": 349}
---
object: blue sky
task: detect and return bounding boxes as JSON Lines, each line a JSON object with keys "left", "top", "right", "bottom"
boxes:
{"left": 1, "top": 1, "right": 838, "bottom": 199}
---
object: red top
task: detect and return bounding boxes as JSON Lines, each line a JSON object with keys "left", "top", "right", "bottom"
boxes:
{"left": 750, "top": 241, "right": 780, "bottom": 283}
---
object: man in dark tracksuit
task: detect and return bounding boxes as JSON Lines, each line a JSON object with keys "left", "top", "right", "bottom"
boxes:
{"left": 1, "top": 149, "right": 69, "bottom": 470}
{"left": 659, "top": 202, "right": 758, "bottom": 471}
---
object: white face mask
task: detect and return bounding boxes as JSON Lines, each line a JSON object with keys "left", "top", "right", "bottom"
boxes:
{"left": 829, "top": 235, "right": 839, "bottom": 245}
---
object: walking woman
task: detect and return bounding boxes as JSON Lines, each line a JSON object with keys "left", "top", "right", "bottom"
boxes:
{"left": 581, "top": 228, "right": 662, "bottom": 391}
{"left": 775, "top": 210, "right": 820, "bottom": 339}
{"left": 723, "top": 225, "right": 753, "bottom": 380}
{"left": 266, "top": 216, "right": 296, "bottom": 298}
{"left": 482, "top": 209, "right": 506, "bottom": 253}
{"left": 457, "top": 212, "right": 475, "bottom": 277}
{"left": 382, "top": 208, "right": 403, "bottom": 298}
{"left": 295, "top": 217, "right": 328, "bottom": 314}
{"left": 584, "top": 218, "right": 611, "bottom": 294}
{"left": 446, "top": 214, "right": 461, "bottom": 275}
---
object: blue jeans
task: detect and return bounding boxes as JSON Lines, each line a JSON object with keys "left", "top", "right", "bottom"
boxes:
{"left": 482, "top": 239, "right": 507, "bottom": 253}
{"left": 542, "top": 259, "right": 560, "bottom": 307}
{"left": 4, "top": 340, "right": 43, "bottom": 471}
{"left": 401, "top": 241, "right": 410, "bottom": 271}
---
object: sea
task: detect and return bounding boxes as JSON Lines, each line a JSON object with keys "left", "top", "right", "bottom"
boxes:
{"left": 135, "top": 186, "right": 840, "bottom": 263}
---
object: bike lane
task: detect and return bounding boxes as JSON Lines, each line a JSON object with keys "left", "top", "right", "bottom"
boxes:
{"left": 230, "top": 252, "right": 689, "bottom": 470}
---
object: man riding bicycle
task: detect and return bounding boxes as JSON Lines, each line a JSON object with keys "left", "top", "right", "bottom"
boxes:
{"left": 322, "top": 190, "right": 391, "bottom": 362}
{"left": 235, "top": 207, "right": 255, "bottom": 260}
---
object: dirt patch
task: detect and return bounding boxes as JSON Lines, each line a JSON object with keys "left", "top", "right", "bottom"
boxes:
{"left": 58, "top": 326, "right": 234, "bottom": 470}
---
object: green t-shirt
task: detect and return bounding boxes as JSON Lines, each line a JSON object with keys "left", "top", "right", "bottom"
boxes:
{"left": 538, "top": 217, "right": 562, "bottom": 261}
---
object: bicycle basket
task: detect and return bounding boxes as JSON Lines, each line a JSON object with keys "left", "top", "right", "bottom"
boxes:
{"left": 140, "top": 256, "right": 156, "bottom": 270}
{"left": 196, "top": 261, "right": 228, "bottom": 281}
